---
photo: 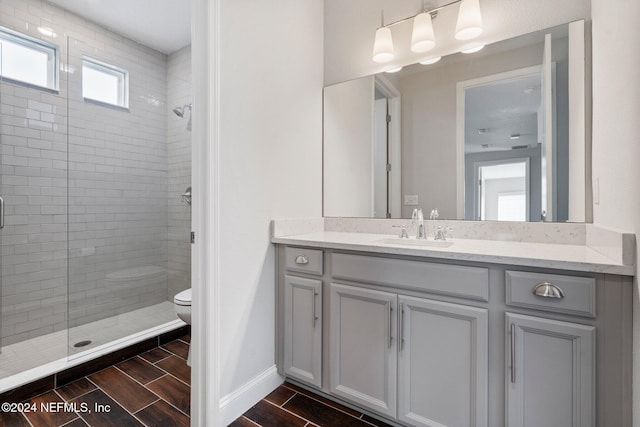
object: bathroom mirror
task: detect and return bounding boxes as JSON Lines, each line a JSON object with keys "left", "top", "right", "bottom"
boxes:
{"left": 323, "top": 20, "right": 589, "bottom": 223}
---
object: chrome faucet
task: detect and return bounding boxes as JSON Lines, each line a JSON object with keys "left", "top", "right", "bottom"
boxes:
{"left": 428, "top": 208, "right": 439, "bottom": 238}
{"left": 434, "top": 226, "right": 452, "bottom": 241}
{"left": 412, "top": 208, "right": 426, "bottom": 239}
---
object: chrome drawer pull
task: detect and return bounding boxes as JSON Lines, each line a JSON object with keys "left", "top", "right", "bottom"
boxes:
{"left": 294, "top": 255, "right": 309, "bottom": 265}
{"left": 312, "top": 291, "right": 318, "bottom": 327}
{"left": 510, "top": 324, "right": 516, "bottom": 383}
{"left": 532, "top": 282, "right": 565, "bottom": 299}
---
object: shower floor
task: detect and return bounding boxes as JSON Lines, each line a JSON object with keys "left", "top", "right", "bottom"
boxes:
{"left": 0, "top": 301, "right": 178, "bottom": 381}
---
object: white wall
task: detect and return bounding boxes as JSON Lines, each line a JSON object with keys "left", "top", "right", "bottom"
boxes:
{"left": 215, "top": 0, "right": 323, "bottom": 422}
{"left": 324, "top": 76, "right": 374, "bottom": 217}
{"left": 590, "top": 1, "right": 640, "bottom": 425}
{"left": 324, "top": 0, "right": 590, "bottom": 85}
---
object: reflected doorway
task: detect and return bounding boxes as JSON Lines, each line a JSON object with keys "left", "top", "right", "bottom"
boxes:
{"left": 476, "top": 160, "right": 529, "bottom": 221}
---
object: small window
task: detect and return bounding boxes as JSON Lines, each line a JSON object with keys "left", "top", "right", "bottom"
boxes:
{"left": 0, "top": 26, "right": 59, "bottom": 90}
{"left": 82, "top": 57, "right": 129, "bottom": 108}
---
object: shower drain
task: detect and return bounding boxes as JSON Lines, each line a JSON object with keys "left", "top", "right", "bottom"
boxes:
{"left": 73, "top": 340, "right": 92, "bottom": 348}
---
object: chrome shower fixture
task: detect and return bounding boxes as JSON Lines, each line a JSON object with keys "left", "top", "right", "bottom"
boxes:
{"left": 173, "top": 103, "right": 192, "bottom": 131}
{"left": 173, "top": 103, "right": 192, "bottom": 117}
{"left": 181, "top": 186, "right": 192, "bottom": 205}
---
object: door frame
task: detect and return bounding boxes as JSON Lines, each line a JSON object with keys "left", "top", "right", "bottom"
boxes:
{"left": 456, "top": 65, "right": 542, "bottom": 219}
{"left": 375, "top": 75, "right": 402, "bottom": 218}
{"left": 191, "top": 0, "right": 219, "bottom": 425}
{"left": 474, "top": 157, "right": 531, "bottom": 221}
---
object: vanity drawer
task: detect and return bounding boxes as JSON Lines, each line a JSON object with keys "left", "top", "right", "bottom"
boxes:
{"left": 506, "top": 270, "right": 596, "bottom": 317}
{"left": 285, "top": 247, "right": 323, "bottom": 276}
{"left": 332, "top": 253, "right": 489, "bottom": 301}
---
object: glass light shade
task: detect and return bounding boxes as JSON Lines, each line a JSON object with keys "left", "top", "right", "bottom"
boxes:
{"left": 411, "top": 13, "right": 436, "bottom": 53}
{"left": 455, "top": 0, "right": 483, "bottom": 40}
{"left": 385, "top": 66, "right": 403, "bottom": 73}
{"left": 420, "top": 56, "right": 442, "bottom": 65}
{"left": 372, "top": 27, "right": 394, "bottom": 63}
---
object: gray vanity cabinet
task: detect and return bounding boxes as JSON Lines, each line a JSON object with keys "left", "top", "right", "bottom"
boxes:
{"left": 329, "top": 283, "right": 398, "bottom": 417}
{"left": 281, "top": 247, "right": 324, "bottom": 388}
{"left": 276, "top": 245, "right": 632, "bottom": 427}
{"left": 398, "top": 296, "right": 488, "bottom": 427}
{"left": 283, "top": 275, "right": 322, "bottom": 388}
{"left": 505, "top": 312, "right": 595, "bottom": 427}
{"left": 328, "top": 281, "right": 488, "bottom": 426}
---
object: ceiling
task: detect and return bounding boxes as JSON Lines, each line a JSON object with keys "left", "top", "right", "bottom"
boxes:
{"left": 464, "top": 74, "right": 542, "bottom": 153}
{"left": 47, "top": 0, "right": 191, "bottom": 54}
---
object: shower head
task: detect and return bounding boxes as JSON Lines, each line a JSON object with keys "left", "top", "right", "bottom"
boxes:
{"left": 173, "top": 103, "right": 192, "bottom": 117}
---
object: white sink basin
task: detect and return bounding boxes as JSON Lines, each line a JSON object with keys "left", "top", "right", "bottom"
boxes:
{"left": 376, "top": 238, "right": 454, "bottom": 248}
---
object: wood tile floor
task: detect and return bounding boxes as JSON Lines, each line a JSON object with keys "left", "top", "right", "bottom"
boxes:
{"left": 0, "top": 335, "right": 191, "bottom": 427}
{"left": 3, "top": 334, "right": 394, "bottom": 427}
{"left": 231, "top": 382, "right": 393, "bottom": 427}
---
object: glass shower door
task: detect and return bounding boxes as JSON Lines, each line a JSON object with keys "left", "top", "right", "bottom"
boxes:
{"left": 0, "top": 43, "right": 3, "bottom": 357}
{"left": 0, "top": 41, "right": 69, "bottom": 380}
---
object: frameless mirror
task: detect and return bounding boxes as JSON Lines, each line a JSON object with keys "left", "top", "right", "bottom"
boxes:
{"left": 323, "top": 20, "right": 589, "bottom": 222}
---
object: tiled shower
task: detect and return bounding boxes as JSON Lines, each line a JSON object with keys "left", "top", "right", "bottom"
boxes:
{"left": 0, "top": 0, "right": 191, "bottom": 381}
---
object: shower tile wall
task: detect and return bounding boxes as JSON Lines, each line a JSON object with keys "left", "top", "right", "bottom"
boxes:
{"left": 1, "top": 0, "right": 172, "bottom": 345}
{"left": 66, "top": 37, "right": 168, "bottom": 328}
{"left": 167, "top": 46, "right": 191, "bottom": 301}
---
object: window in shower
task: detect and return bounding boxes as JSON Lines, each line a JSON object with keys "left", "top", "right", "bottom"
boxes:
{"left": 0, "top": 26, "right": 59, "bottom": 90}
{"left": 82, "top": 56, "right": 129, "bottom": 108}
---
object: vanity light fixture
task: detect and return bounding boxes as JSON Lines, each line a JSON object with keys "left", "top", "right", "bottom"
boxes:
{"left": 411, "top": 2, "right": 436, "bottom": 53}
{"left": 455, "top": 0, "right": 483, "bottom": 40}
{"left": 372, "top": 0, "right": 483, "bottom": 63}
{"left": 373, "top": 11, "right": 395, "bottom": 63}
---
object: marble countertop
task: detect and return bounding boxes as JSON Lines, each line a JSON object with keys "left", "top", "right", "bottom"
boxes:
{"left": 272, "top": 231, "right": 636, "bottom": 276}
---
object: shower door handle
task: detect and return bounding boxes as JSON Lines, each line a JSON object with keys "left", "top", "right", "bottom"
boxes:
{"left": 0, "top": 196, "right": 4, "bottom": 229}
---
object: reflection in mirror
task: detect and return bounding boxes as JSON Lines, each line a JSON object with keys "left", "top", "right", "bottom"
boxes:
{"left": 462, "top": 66, "right": 543, "bottom": 221}
{"left": 323, "top": 20, "right": 588, "bottom": 223}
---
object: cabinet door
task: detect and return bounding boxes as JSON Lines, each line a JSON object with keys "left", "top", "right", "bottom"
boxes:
{"left": 506, "top": 313, "right": 594, "bottom": 427}
{"left": 329, "top": 283, "right": 397, "bottom": 417}
{"left": 398, "top": 296, "right": 488, "bottom": 427}
{"left": 283, "top": 275, "right": 322, "bottom": 388}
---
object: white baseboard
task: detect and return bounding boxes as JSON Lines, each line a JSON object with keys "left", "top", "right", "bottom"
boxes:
{"left": 219, "top": 365, "right": 284, "bottom": 426}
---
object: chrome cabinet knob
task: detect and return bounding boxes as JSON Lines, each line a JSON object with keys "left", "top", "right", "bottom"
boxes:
{"left": 532, "top": 282, "right": 565, "bottom": 299}
{"left": 294, "top": 255, "right": 309, "bottom": 265}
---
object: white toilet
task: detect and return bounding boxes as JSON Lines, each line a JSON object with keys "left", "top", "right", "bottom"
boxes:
{"left": 173, "top": 288, "right": 192, "bottom": 365}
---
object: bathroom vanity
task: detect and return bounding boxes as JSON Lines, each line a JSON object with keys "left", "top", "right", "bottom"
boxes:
{"left": 273, "top": 221, "right": 634, "bottom": 427}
